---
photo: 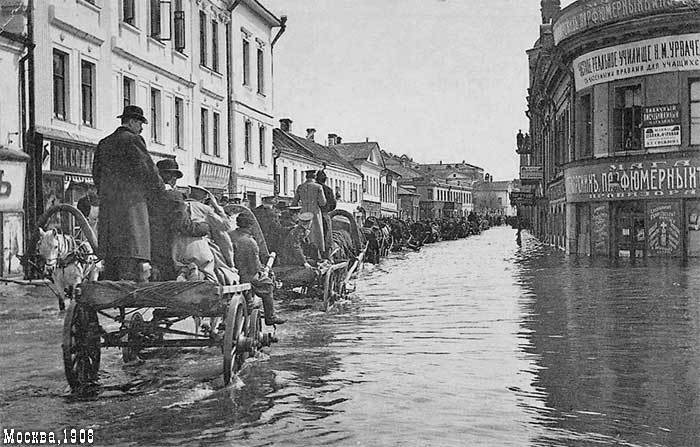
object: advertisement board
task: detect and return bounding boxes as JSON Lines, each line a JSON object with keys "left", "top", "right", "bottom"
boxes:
{"left": 565, "top": 155, "right": 700, "bottom": 202}
{"left": 644, "top": 125, "right": 681, "bottom": 148}
{"left": 553, "top": 0, "right": 700, "bottom": 44}
{"left": 520, "top": 166, "right": 543, "bottom": 181}
{"left": 573, "top": 33, "right": 700, "bottom": 90}
{"left": 510, "top": 191, "right": 535, "bottom": 205}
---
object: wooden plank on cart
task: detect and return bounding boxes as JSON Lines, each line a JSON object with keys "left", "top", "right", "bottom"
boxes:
{"left": 79, "top": 281, "right": 225, "bottom": 314}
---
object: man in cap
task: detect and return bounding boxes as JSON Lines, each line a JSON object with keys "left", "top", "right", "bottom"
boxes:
{"left": 292, "top": 170, "right": 326, "bottom": 260}
{"left": 253, "top": 196, "right": 282, "bottom": 254}
{"left": 231, "top": 213, "right": 285, "bottom": 325}
{"left": 149, "top": 159, "right": 211, "bottom": 280}
{"left": 280, "top": 212, "right": 316, "bottom": 268}
{"left": 93, "top": 105, "right": 164, "bottom": 281}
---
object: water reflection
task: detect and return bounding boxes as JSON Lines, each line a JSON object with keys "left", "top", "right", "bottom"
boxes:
{"left": 515, "top": 237, "right": 700, "bottom": 446}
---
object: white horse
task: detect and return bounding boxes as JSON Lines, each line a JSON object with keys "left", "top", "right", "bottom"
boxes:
{"left": 37, "top": 228, "right": 102, "bottom": 310}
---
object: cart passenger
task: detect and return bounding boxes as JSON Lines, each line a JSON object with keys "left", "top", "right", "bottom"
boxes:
{"left": 316, "top": 170, "right": 336, "bottom": 260}
{"left": 253, "top": 196, "right": 282, "bottom": 254}
{"left": 230, "top": 214, "right": 285, "bottom": 325}
{"left": 279, "top": 212, "right": 318, "bottom": 268}
{"left": 149, "top": 159, "right": 211, "bottom": 281}
{"left": 93, "top": 105, "right": 165, "bottom": 281}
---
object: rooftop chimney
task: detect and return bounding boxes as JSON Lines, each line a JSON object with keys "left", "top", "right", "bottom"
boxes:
{"left": 328, "top": 133, "right": 338, "bottom": 146}
{"left": 306, "top": 128, "right": 316, "bottom": 141}
{"left": 541, "top": 0, "right": 560, "bottom": 24}
{"left": 279, "top": 118, "right": 292, "bottom": 132}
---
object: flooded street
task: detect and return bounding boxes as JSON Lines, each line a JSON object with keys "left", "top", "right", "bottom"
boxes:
{"left": 1, "top": 226, "right": 699, "bottom": 446}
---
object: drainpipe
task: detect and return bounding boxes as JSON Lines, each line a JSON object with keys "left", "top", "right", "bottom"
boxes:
{"left": 270, "top": 15, "right": 286, "bottom": 118}
{"left": 226, "top": 0, "right": 241, "bottom": 197}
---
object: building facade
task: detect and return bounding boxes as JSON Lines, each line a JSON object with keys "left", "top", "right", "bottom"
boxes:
{"left": 229, "top": 0, "right": 284, "bottom": 207}
{"left": 524, "top": 0, "right": 700, "bottom": 257}
{"left": 473, "top": 180, "right": 518, "bottom": 217}
{"left": 334, "top": 141, "right": 385, "bottom": 218}
{"left": 273, "top": 122, "right": 363, "bottom": 216}
{"left": 29, "top": 0, "right": 236, "bottom": 213}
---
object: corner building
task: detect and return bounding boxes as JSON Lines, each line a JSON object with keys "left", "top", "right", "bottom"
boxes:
{"left": 526, "top": 0, "right": 700, "bottom": 258}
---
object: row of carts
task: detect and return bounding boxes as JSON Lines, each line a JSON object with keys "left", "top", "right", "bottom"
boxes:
{"left": 27, "top": 204, "right": 368, "bottom": 393}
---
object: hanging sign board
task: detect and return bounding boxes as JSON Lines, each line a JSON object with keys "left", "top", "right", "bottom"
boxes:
{"left": 520, "top": 166, "right": 543, "bottom": 181}
{"left": 642, "top": 104, "right": 680, "bottom": 127}
{"left": 644, "top": 125, "right": 681, "bottom": 148}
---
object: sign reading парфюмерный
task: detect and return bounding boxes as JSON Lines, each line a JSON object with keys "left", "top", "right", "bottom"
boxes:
{"left": 553, "top": 0, "right": 700, "bottom": 44}
{"left": 573, "top": 33, "right": 700, "bottom": 91}
{"left": 565, "top": 157, "right": 700, "bottom": 202}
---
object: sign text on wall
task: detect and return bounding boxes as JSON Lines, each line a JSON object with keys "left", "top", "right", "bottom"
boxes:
{"left": 566, "top": 156, "right": 700, "bottom": 202}
{"left": 573, "top": 33, "right": 700, "bottom": 90}
{"left": 553, "top": 0, "right": 700, "bottom": 44}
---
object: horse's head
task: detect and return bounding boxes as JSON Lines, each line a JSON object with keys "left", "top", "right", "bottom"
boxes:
{"left": 37, "top": 228, "right": 60, "bottom": 273}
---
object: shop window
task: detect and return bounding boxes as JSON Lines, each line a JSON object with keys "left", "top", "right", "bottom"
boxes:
{"left": 123, "top": 0, "right": 135, "bottom": 25}
{"left": 200, "top": 108, "right": 208, "bottom": 154}
{"left": 691, "top": 80, "right": 700, "bottom": 145}
{"left": 258, "top": 125, "right": 266, "bottom": 165}
{"left": 150, "top": 88, "right": 161, "bottom": 142}
{"left": 174, "top": 97, "right": 183, "bottom": 148}
{"left": 211, "top": 20, "right": 219, "bottom": 72}
{"left": 123, "top": 76, "right": 134, "bottom": 108}
{"left": 244, "top": 120, "right": 252, "bottom": 162}
{"left": 283, "top": 167, "right": 288, "bottom": 195}
{"left": 174, "top": 0, "right": 185, "bottom": 52}
{"left": 53, "top": 49, "right": 68, "bottom": 120}
{"left": 577, "top": 93, "right": 593, "bottom": 158}
{"left": 199, "top": 11, "right": 207, "bottom": 66}
{"left": 80, "top": 60, "right": 95, "bottom": 127}
{"left": 213, "top": 112, "right": 220, "bottom": 157}
{"left": 242, "top": 38, "right": 250, "bottom": 86}
{"left": 613, "top": 84, "right": 642, "bottom": 151}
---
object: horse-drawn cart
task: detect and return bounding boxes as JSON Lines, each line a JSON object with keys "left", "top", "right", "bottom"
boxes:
{"left": 63, "top": 280, "right": 276, "bottom": 391}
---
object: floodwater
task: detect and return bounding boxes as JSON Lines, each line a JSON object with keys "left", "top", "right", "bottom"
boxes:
{"left": 1, "top": 227, "right": 698, "bottom": 446}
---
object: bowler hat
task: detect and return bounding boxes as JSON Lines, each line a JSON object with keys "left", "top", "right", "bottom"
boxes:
{"left": 299, "top": 212, "right": 313, "bottom": 222}
{"left": 262, "top": 195, "right": 278, "bottom": 205}
{"left": 117, "top": 105, "right": 148, "bottom": 123}
{"left": 156, "top": 159, "right": 183, "bottom": 178}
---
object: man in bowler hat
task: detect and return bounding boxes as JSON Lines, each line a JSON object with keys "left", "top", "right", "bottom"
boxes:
{"left": 93, "top": 105, "right": 164, "bottom": 281}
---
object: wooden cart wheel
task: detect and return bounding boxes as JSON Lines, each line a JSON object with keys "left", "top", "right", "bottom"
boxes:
{"left": 222, "top": 296, "right": 246, "bottom": 386}
{"left": 247, "top": 308, "right": 262, "bottom": 357}
{"left": 121, "top": 313, "right": 144, "bottom": 363}
{"left": 62, "top": 302, "right": 101, "bottom": 390}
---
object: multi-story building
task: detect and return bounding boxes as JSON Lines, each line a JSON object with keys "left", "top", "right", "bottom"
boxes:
{"left": 27, "top": 0, "right": 234, "bottom": 215}
{"left": 524, "top": 0, "right": 700, "bottom": 257}
{"left": 228, "top": 0, "right": 285, "bottom": 208}
{"left": 333, "top": 141, "right": 386, "bottom": 218}
{"left": 0, "top": 3, "right": 29, "bottom": 277}
{"left": 273, "top": 121, "right": 363, "bottom": 217}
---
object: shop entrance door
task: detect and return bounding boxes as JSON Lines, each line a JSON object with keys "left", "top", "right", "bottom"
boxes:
{"left": 617, "top": 202, "right": 646, "bottom": 258}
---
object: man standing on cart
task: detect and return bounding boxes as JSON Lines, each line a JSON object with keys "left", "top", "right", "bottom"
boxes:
{"left": 292, "top": 170, "right": 326, "bottom": 260}
{"left": 230, "top": 213, "right": 285, "bottom": 325}
{"left": 93, "top": 105, "right": 164, "bottom": 281}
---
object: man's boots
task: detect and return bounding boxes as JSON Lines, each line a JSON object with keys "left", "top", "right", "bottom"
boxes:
{"left": 261, "top": 292, "right": 285, "bottom": 325}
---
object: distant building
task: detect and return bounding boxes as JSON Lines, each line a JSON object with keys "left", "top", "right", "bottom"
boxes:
{"left": 398, "top": 186, "right": 420, "bottom": 221}
{"left": 473, "top": 180, "right": 517, "bottom": 217}
{"left": 333, "top": 141, "right": 387, "bottom": 218}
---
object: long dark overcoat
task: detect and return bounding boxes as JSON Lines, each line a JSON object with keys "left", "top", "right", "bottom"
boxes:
{"left": 93, "top": 126, "right": 164, "bottom": 261}
{"left": 292, "top": 180, "right": 326, "bottom": 253}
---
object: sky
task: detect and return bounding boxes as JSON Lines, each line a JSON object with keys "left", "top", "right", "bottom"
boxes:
{"left": 265, "top": 0, "right": 577, "bottom": 180}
